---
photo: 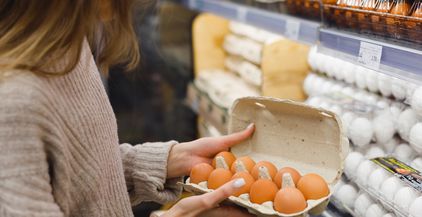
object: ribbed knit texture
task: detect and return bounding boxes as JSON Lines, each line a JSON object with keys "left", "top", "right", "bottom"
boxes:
{"left": 0, "top": 40, "right": 182, "bottom": 217}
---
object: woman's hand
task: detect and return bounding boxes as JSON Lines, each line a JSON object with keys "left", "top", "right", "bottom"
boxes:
{"left": 159, "top": 179, "right": 255, "bottom": 217}
{"left": 167, "top": 124, "right": 255, "bottom": 178}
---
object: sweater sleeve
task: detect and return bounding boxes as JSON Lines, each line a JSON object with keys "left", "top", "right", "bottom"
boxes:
{"left": 0, "top": 90, "right": 64, "bottom": 216}
{"left": 119, "top": 141, "right": 183, "bottom": 206}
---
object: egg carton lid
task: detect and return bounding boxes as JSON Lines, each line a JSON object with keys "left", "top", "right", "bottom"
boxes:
{"left": 229, "top": 97, "right": 348, "bottom": 184}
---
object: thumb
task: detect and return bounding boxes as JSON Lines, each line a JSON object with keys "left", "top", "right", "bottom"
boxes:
{"left": 163, "top": 179, "right": 246, "bottom": 217}
{"left": 215, "top": 123, "right": 255, "bottom": 151}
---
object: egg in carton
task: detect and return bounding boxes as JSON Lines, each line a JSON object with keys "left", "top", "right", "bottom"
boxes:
{"left": 182, "top": 97, "right": 349, "bottom": 217}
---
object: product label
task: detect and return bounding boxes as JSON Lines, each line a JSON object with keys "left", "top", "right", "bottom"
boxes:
{"left": 357, "top": 42, "right": 383, "bottom": 70}
{"left": 371, "top": 157, "right": 422, "bottom": 193}
{"left": 285, "top": 19, "right": 300, "bottom": 41}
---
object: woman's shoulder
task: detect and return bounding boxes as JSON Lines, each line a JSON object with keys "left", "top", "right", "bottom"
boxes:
{"left": 0, "top": 70, "right": 49, "bottom": 113}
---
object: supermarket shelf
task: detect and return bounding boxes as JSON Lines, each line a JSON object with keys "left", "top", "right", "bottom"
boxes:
{"left": 186, "top": 83, "right": 229, "bottom": 134}
{"left": 318, "top": 28, "right": 422, "bottom": 83}
{"left": 181, "top": 0, "right": 320, "bottom": 44}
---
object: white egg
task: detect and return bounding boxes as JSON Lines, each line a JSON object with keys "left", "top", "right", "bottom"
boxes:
{"left": 407, "top": 83, "right": 418, "bottom": 102}
{"left": 410, "top": 157, "right": 422, "bottom": 172}
{"left": 307, "top": 46, "right": 317, "bottom": 65}
{"left": 335, "top": 61, "right": 348, "bottom": 81}
{"left": 366, "top": 146, "right": 386, "bottom": 159}
{"left": 389, "top": 105, "right": 403, "bottom": 124}
{"left": 411, "top": 87, "right": 422, "bottom": 116}
{"left": 331, "top": 83, "right": 344, "bottom": 93}
{"left": 377, "top": 99, "right": 390, "bottom": 109}
{"left": 315, "top": 53, "right": 327, "bottom": 73}
{"left": 373, "top": 115, "right": 396, "bottom": 144}
{"left": 337, "top": 184, "right": 358, "bottom": 208}
{"left": 356, "top": 160, "right": 377, "bottom": 186}
{"left": 333, "top": 179, "right": 345, "bottom": 194}
{"left": 364, "top": 93, "right": 379, "bottom": 104}
{"left": 365, "top": 204, "right": 386, "bottom": 217}
{"left": 409, "top": 196, "right": 422, "bottom": 217}
{"left": 320, "top": 102, "right": 331, "bottom": 110}
{"left": 394, "top": 144, "right": 415, "bottom": 163}
{"left": 355, "top": 66, "right": 367, "bottom": 89}
{"left": 368, "top": 168, "right": 391, "bottom": 190}
{"left": 310, "top": 76, "right": 324, "bottom": 96}
{"left": 378, "top": 74, "right": 393, "bottom": 97}
{"left": 398, "top": 109, "right": 419, "bottom": 141}
{"left": 307, "top": 97, "right": 322, "bottom": 107}
{"left": 354, "top": 193, "right": 374, "bottom": 216}
{"left": 342, "top": 86, "right": 355, "bottom": 97}
{"left": 329, "top": 105, "right": 343, "bottom": 115}
{"left": 344, "top": 67, "right": 356, "bottom": 84}
{"left": 350, "top": 117, "right": 374, "bottom": 147}
{"left": 333, "top": 59, "right": 346, "bottom": 79}
{"left": 321, "top": 80, "right": 334, "bottom": 95}
{"left": 380, "top": 137, "right": 400, "bottom": 154}
{"left": 342, "top": 112, "right": 357, "bottom": 135}
{"left": 382, "top": 213, "right": 396, "bottom": 217}
{"left": 354, "top": 91, "right": 367, "bottom": 102}
{"left": 365, "top": 69, "right": 379, "bottom": 93}
{"left": 344, "top": 152, "right": 364, "bottom": 178}
{"left": 303, "top": 74, "right": 316, "bottom": 95}
{"left": 324, "top": 56, "right": 336, "bottom": 77}
{"left": 409, "top": 123, "right": 422, "bottom": 154}
{"left": 394, "top": 187, "right": 419, "bottom": 212}
{"left": 391, "top": 78, "right": 407, "bottom": 100}
{"left": 381, "top": 176, "right": 404, "bottom": 201}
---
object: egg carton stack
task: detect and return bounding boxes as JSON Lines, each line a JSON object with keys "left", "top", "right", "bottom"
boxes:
{"left": 193, "top": 22, "right": 283, "bottom": 133}
{"left": 304, "top": 46, "right": 422, "bottom": 217}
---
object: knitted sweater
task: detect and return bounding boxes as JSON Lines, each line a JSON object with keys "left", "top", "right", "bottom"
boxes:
{"left": 0, "top": 41, "right": 182, "bottom": 217}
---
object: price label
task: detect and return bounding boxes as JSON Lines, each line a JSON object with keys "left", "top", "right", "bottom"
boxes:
{"left": 237, "top": 7, "right": 247, "bottom": 22}
{"left": 285, "top": 19, "right": 300, "bottom": 40}
{"left": 357, "top": 41, "right": 383, "bottom": 70}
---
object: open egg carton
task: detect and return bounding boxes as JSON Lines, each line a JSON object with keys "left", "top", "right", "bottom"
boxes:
{"left": 182, "top": 97, "right": 349, "bottom": 217}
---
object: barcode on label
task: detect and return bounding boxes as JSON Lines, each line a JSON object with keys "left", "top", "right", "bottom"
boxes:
{"left": 357, "top": 42, "right": 383, "bottom": 70}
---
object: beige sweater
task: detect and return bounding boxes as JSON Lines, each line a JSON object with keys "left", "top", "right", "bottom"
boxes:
{"left": 0, "top": 41, "right": 182, "bottom": 217}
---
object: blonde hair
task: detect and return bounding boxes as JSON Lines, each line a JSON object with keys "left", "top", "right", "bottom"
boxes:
{"left": 0, "top": 0, "right": 140, "bottom": 76}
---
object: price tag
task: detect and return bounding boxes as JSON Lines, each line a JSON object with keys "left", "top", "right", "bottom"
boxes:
{"left": 357, "top": 41, "right": 383, "bottom": 70}
{"left": 285, "top": 19, "right": 300, "bottom": 40}
{"left": 237, "top": 7, "right": 247, "bottom": 22}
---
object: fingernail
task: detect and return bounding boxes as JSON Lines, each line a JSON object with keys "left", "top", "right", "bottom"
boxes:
{"left": 246, "top": 123, "right": 254, "bottom": 129}
{"left": 233, "top": 178, "right": 246, "bottom": 188}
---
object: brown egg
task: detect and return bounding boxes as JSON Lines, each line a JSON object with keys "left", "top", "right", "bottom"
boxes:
{"left": 251, "top": 161, "right": 277, "bottom": 180}
{"left": 190, "top": 163, "right": 214, "bottom": 184}
{"left": 274, "top": 187, "right": 307, "bottom": 214}
{"left": 297, "top": 173, "right": 330, "bottom": 200}
{"left": 230, "top": 156, "right": 256, "bottom": 173}
{"left": 208, "top": 168, "right": 232, "bottom": 190}
{"left": 212, "top": 151, "right": 236, "bottom": 168}
{"left": 274, "top": 167, "right": 302, "bottom": 188}
{"left": 231, "top": 172, "right": 255, "bottom": 197}
{"left": 249, "top": 179, "right": 278, "bottom": 204}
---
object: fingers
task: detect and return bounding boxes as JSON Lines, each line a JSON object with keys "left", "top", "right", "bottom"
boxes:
{"left": 216, "top": 123, "right": 255, "bottom": 150}
{"left": 164, "top": 179, "right": 247, "bottom": 217}
{"left": 199, "top": 206, "right": 256, "bottom": 217}
{"left": 200, "top": 178, "right": 246, "bottom": 208}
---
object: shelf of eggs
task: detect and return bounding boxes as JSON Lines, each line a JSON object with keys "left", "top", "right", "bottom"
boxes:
{"left": 323, "top": 0, "right": 422, "bottom": 45}
{"left": 189, "top": 20, "right": 284, "bottom": 134}
{"left": 304, "top": 45, "right": 422, "bottom": 217}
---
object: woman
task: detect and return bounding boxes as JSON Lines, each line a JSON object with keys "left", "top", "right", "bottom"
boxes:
{"left": 0, "top": 1, "right": 255, "bottom": 216}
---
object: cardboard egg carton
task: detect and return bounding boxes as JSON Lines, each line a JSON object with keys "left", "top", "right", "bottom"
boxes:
{"left": 182, "top": 97, "right": 349, "bottom": 217}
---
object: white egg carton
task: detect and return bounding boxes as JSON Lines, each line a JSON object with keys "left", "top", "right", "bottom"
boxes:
{"left": 182, "top": 97, "right": 349, "bottom": 217}
{"left": 223, "top": 34, "right": 263, "bottom": 64}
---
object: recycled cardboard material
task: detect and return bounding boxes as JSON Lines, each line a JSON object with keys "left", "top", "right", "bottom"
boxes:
{"left": 182, "top": 97, "right": 349, "bottom": 217}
